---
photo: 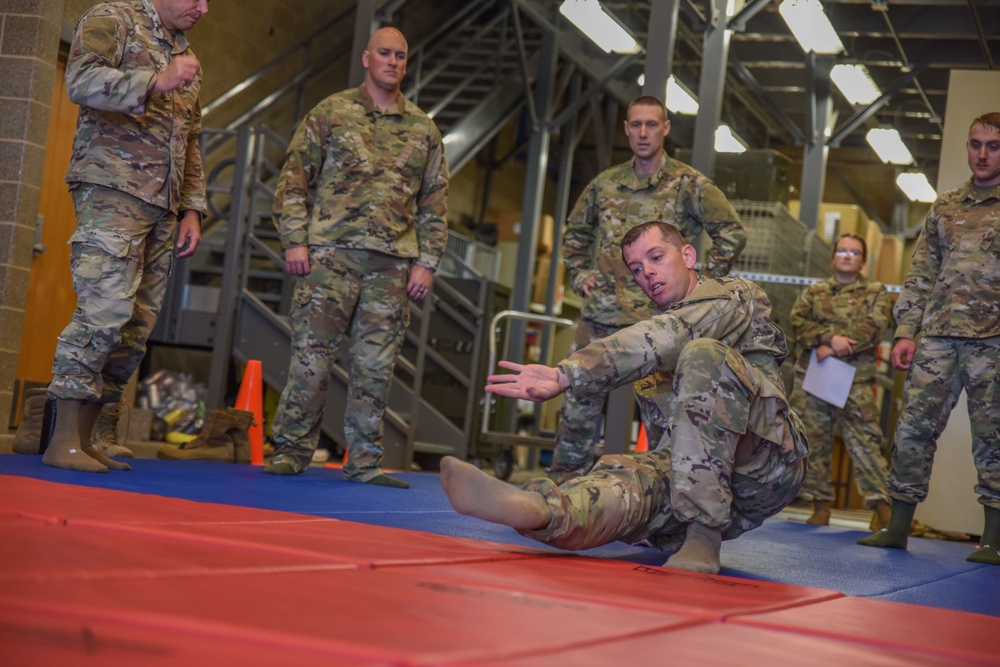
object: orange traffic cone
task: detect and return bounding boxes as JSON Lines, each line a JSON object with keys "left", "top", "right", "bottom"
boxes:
{"left": 324, "top": 448, "right": 348, "bottom": 470}
{"left": 234, "top": 360, "right": 265, "bottom": 465}
{"left": 634, "top": 423, "right": 649, "bottom": 453}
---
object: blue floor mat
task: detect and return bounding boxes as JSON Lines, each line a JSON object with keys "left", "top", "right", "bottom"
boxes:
{"left": 3, "top": 454, "right": 997, "bottom": 616}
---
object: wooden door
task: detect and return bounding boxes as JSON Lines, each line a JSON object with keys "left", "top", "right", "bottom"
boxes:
{"left": 15, "top": 51, "right": 78, "bottom": 392}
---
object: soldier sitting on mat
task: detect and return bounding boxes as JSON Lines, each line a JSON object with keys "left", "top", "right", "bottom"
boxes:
{"left": 440, "top": 221, "right": 808, "bottom": 575}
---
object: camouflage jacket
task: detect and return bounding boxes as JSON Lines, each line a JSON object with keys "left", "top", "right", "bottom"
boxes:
{"left": 559, "top": 276, "right": 803, "bottom": 459}
{"left": 790, "top": 276, "right": 891, "bottom": 381}
{"left": 895, "top": 180, "right": 1000, "bottom": 340}
{"left": 64, "top": 0, "right": 205, "bottom": 216}
{"left": 563, "top": 153, "right": 746, "bottom": 326}
{"left": 273, "top": 85, "right": 449, "bottom": 269}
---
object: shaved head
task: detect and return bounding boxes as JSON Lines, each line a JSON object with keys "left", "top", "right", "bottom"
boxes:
{"left": 367, "top": 26, "right": 407, "bottom": 52}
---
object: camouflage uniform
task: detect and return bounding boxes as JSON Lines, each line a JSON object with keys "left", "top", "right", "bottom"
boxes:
{"left": 889, "top": 181, "right": 1000, "bottom": 509}
{"left": 522, "top": 277, "right": 807, "bottom": 551}
{"left": 551, "top": 153, "right": 746, "bottom": 476}
{"left": 49, "top": 0, "right": 206, "bottom": 403}
{"left": 789, "top": 277, "right": 892, "bottom": 506}
{"left": 271, "top": 84, "right": 448, "bottom": 481}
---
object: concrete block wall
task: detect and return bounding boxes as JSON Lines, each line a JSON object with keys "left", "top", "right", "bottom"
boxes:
{"left": 0, "top": 0, "right": 64, "bottom": 430}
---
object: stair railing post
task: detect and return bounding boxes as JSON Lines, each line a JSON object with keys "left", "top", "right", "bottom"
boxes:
{"left": 207, "top": 126, "right": 256, "bottom": 409}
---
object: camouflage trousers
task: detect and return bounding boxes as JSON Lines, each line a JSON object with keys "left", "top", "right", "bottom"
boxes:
{"left": 271, "top": 247, "right": 410, "bottom": 481}
{"left": 889, "top": 335, "right": 1000, "bottom": 508}
{"left": 523, "top": 340, "right": 806, "bottom": 551}
{"left": 49, "top": 184, "right": 175, "bottom": 403}
{"left": 549, "top": 319, "right": 627, "bottom": 477}
{"left": 791, "top": 374, "right": 890, "bottom": 506}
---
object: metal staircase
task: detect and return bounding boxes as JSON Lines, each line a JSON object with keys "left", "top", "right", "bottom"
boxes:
{"left": 152, "top": 0, "right": 548, "bottom": 470}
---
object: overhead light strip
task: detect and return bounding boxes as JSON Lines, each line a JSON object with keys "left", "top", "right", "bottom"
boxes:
{"left": 559, "top": 0, "right": 639, "bottom": 54}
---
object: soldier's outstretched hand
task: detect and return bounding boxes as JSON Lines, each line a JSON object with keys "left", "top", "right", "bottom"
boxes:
{"left": 485, "top": 360, "right": 568, "bottom": 402}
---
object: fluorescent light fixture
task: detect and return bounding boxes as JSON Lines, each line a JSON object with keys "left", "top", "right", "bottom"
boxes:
{"left": 715, "top": 125, "right": 747, "bottom": 153}
{"left": 637, "top": 74, "right": 700, "bottom": 115}
{"left": 831, "top": 64, "right": 881, "bottom": 105}
{"left": 559, "top": 0, "right": 639, "bottom": 54}
{"left": 896, "top": 172, "right": 938, "bottom": 203}
{"left": 866, "top": 128, "right": 914, "bottom": 165}
{"left": 778, "top": 0, "right": 845, "bottom": 55}
{"left": 667, "top": 76, "right": 700, "bottom": 115}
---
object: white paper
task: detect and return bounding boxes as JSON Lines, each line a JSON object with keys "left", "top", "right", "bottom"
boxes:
{"left": 802, "top": 349, "right": 856, "bottom": 409}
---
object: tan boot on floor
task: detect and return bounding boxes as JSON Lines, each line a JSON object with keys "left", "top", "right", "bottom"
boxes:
{"left": 870, "top": 500, "right": 893, "bottom": 531}
{"left": 91, "top": 401, "right": 134, "bottom": 458}
{"left": 42, "top": 399, "right": 107, "bottom": 473}
{"left": 157, "top": 408, "right": 254, "bottom": 462}
{"left": 806, "top": 501, "right": 831, "bottom": 525}
{"left": 12, "top": 388, "right": 48, "bottom": 454}
{"left": 79, "top": 402, "right": 131, "bottom": 471}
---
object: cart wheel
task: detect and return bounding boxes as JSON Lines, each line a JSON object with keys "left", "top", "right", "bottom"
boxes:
{"left": 494, "top": 446, "right": 514, "bottom": 481}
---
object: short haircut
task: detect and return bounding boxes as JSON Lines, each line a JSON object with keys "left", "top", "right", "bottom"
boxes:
{"left": 970, "top": 112, "right": 1000, "bottom": 134}
{"left": 621, "top": 221, "right": 685, "bottom": 264}
{"left": 627, "top": 95, "right": 668, "bottom": 121}
{"left": 833, "top": 233, "right": 867, "bottom": 260}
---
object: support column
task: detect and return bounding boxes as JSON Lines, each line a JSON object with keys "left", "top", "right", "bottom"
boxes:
{"left": 503, "top": 31, "right": 557, "bottom": 433}
{"left": 691, "top": 0, "right": 732, "bottom": 178}
{"left": 348, "top": 0, "right": 379, "bottom": 88}
{"left": 509, "top": 31, "right": 557, "bottom": 328}
{"left": 642, "top": 0, "right": 681, "bottom": 101}
{"left": 799, "top": 53, "right": 836, "bottom": 231}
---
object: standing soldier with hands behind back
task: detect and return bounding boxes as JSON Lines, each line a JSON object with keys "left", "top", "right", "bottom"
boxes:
{"left": 29, "top": 0, "right": 209, "bottom": 473}
{"left": 265, "top": 27, "right": 449, "bottom": 489}
{"left": 552, "top": 95, "right": 746, "bottom": 481}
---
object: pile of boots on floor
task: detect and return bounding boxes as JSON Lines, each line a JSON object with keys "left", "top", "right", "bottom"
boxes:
{"left": 157, "top": 408, "right": 256, "bottom": 462}
{"left": 12, "top": 389, "right": 257, "bottom": 470}
{"left": 807, "top": 499, "right": 910, "bottom": 533}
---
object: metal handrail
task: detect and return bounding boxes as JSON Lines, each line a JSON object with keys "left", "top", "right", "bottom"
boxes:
{"left": 201, "top": 5, "right": 354, "bottom": 120}
{"left": 480, "top": 309, "right": 575, "bottom": 436}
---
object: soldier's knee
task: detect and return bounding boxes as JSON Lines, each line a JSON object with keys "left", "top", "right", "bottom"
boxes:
{"left": 677, "top": 338, "right": 729, "bottom": 368}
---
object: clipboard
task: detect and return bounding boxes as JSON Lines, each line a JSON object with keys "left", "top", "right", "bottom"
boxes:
{"left": 802, "top": 349, "right": 856, "bottom": 408}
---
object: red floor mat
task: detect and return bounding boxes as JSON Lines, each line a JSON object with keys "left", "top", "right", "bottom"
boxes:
{"left": 730, "top": 595, "right": 1000, "bottom": 664}
{"left": 2, "top": 475, "right": 996, "bottom": 666}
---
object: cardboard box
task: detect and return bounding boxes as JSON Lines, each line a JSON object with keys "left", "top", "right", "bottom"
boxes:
{"left": 533, "top": 254, "right": 565, "bottom": 305}
{"left": 125, "top": 407, "right": 154, "bottom": 441}
{"left": 864, "top": 220, "right": 884, "bottom": 279}
{"left": 875, "top": 235, "right": 905, "bottom": 285}
{"left": 788, "top": 201, "right": 870, "bottom": 243}
{"left": 484, "top": 206, "right": 555, "bottom": 255}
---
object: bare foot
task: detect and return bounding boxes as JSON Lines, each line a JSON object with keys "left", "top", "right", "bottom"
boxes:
{"left": 440, "top": 456, "right": 550, "bottom": 530}
{"left": 665, "top": 522, "right": 722, "bottom": 574}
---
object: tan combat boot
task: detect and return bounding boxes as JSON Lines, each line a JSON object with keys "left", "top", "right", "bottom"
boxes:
{"left": 157, "top": 408, "right": 254, "bottom": 462}
{"left": 79, "top": 402, "right": 131, "bottom": 471}
{"left": 806, "top": 500, "right": 831, "bottom": 525}
{"left": 870, "top": 500, "right": 893, "bottom": 531}
{"left": 91, "top": 401, "right": 134, "bottom": 458}
{"left": 12, "top": 388, "right": 48, "bottom": 454}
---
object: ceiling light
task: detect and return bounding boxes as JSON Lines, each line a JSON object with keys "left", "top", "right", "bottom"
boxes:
{"left": 559, "top": 0, "right": 639, "bottom": 54}
{"left": 667, "top": 77, "right": 700, "bottom": 115}
{"left": 778, "top": 0, "right": 845, "bottom": 55}
{"left": 637, "top": 74, "right": 700, "bottom": 115}
{"left": 715, "top": 125, "right": 747, "bottom": 154}
{"left": 866, "top": 128, "right": 914, "bottom": 165}
{"left": 896, "top": 172, "right": 938, "bottom": 203}
{"left": 830, "top": 64, "right": 881, "bottom": 105}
